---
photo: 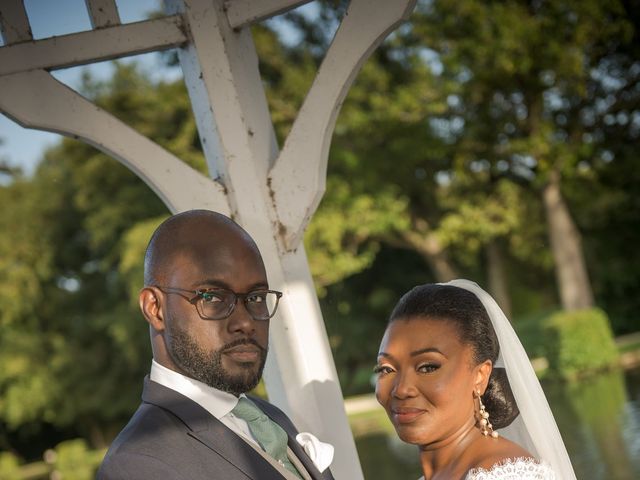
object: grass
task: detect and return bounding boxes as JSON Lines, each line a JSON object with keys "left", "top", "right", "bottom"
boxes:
{"left": 620, "top": 341, "right": 640, "bottom": 353}
{"left": 348, "top": 407, "right": 393, "bottom": 437}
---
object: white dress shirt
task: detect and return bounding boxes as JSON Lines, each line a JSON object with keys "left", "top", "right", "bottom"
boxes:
{"left": 149, "top": 360, "right": 260, "bottom": 448}
{"left": 150, "top": 360, "right": 332, "bottom": 477}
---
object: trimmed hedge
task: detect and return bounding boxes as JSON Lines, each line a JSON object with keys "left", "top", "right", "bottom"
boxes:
{"left": 543, "top": 308, "right": 620, "bottom": 381}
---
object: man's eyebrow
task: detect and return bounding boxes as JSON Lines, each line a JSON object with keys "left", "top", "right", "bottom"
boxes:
{"left": 197, "top": 280, "right": 269, "bottom": 291}
{"left": 196, "top": 279, "right": 231, "bottom": 289}
{"left": 245, "top": 282, "right": 270, "bottom": 292}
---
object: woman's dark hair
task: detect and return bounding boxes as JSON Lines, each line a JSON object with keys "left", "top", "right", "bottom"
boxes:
{"left": 389, "top": 284, "right": 519, "bottom": 429}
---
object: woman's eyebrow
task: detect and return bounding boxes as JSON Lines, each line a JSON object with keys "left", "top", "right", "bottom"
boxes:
{"left": 410, "top": 347, "right": 444, "bottom": 357}
{"left": 378, "top": 348, "right": 445, "bottom": 358}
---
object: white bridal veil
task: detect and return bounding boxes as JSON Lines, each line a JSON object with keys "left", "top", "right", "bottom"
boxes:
{"left": 445, "top": 279, "right": 576, "bottom": 480}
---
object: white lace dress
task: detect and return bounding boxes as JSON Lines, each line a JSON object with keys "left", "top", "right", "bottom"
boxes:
{"left": 465, "top": 457, "right": 556, "bottom": 479}
{"left": 417, "top": 458, "right": 556, "bottom": 480}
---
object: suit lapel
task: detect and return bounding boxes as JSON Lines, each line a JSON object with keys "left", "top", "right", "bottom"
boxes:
{"left": 252, "top": 397, "right": 330, "bottom": 480}
{"left": 142, "top": 377, "right": 287, "bottom": 480}
{"left": 286, "top": 434, "right": 324, "bottom": 480}
{"left": 186, "top": 422, "right": 288, "bottom": 480}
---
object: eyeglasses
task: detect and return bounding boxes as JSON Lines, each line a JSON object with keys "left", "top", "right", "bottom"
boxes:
{"left": 154, "top": 286, "right": 283, "bottom": 321}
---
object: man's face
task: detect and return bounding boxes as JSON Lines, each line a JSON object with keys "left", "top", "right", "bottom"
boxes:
{"left": 160, "top": 231, "right": 271, "bottom": 395}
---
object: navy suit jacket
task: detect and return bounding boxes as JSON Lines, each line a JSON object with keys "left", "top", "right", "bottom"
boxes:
{"left": 97, "top": 377, "right": 335, "bottom": 480}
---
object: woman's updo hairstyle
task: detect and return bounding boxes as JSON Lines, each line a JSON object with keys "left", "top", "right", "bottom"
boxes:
{"left": 389, "top": 284, "right": 519, "bottom": 429}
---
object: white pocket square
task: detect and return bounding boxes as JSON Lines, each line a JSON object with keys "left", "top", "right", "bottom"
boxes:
{"left": 295, "top": 432, "right": 334, "bottom": 473}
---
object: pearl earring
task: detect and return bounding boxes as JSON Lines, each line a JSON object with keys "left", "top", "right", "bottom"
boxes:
{"left": 475, "top": 390, "right": 498, "bottom": 438}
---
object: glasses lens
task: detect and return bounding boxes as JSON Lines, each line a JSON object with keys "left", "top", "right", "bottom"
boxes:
{"left": 198, "top": 290, "right": 234, "bottom": 319}
{"left": 245, "top": 291, "right": 280, "bottom": 320}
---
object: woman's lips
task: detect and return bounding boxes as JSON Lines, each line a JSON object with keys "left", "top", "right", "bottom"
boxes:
{"left": 391, "top": 407, "right": 426, "bottom": 424}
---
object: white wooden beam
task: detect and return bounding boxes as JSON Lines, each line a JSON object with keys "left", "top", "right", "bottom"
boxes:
{"left": 165, "top": 0, "right": 279, "bottom": 216}
{"left": 0, "top": 0, "right": 32, "bottom": 43}
{"left": 269, "top": 0, "right": 417, "bottom": 250}
{"left": 85, "top": 0, "right": 121, "bottom": 29}
{"left": 0, "top": 70, "right": 230, "bottom": 215}
{"left": 0, "top": 15, "right": 186, "bottom": 76}
{"left": 223, "top": 0, "right": 312, "bottom": 29}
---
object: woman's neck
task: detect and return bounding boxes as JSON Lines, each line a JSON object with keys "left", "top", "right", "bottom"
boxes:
{"left": 418, "top": 419, "right": 481, "bottom": 480}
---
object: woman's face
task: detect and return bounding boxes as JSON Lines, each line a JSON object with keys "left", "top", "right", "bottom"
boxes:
{"left": 375, "top": 317, "right": 489, "bottom": 447}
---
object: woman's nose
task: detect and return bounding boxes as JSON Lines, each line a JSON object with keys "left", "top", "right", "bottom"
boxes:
{"left": 392, "top": 371, "right": 417, "bottom": 399}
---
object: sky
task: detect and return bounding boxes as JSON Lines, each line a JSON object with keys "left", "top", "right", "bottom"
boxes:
{"left": 0, "top": 0, "right": 170, "bottom": 175}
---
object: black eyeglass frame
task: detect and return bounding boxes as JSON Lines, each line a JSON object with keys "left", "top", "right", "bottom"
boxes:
{"left": 153, "top": 285, "right": 283, "bottom": 321}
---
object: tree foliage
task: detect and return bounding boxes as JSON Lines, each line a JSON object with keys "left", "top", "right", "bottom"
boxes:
{"left": 0, "top": 64, "right": 181, "bottom": 454}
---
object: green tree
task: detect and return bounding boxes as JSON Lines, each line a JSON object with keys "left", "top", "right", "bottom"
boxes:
{"left": 275, "top": 3, "right": 548, "bottom": 306}
{"left": 0, "top": 64, "right": 197, "bottom": 454}
{"left": 287, "top": 0, "right": 639, "bottom": 317}
{"left": 266, "top": 0, "right": 639, "bottom": 382}
{"left": 410, "top": 0, "right": 637, "bottom": 310}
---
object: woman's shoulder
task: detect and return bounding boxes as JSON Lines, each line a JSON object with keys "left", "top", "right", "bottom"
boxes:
{"left": 469, "top": 436, "right": 531, "bottom": 469}
{"left": 465, "top": 457, "right": 555, "bottom": 479}
{"left": 463, "top": 437, "right": 555, "bottom": 479}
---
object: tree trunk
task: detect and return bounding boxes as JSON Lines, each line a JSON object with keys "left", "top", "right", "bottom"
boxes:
{"left": 383, "top": 217, "right": 458, "bottom": 282}
{"left": 416, "top": 234, "right": 458, "bottom": 282}
{"left": 542, "top": 169, "right": 594, "bottom": 310}
{"left": 401, "top": 229, "right": 458, "bottom": 282}
{"left": 486, "top": 240, "right": 512, "bottom": 318}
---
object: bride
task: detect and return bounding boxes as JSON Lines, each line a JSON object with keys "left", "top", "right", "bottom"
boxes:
{"left": 374, "top": 279, "right": 576, "bottom": 479}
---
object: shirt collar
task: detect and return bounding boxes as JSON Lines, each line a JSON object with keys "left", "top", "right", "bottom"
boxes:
{"left": 150, "top": 359, "right": 243, "bottom": 419}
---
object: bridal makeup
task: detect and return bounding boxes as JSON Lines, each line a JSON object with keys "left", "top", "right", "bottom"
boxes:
{"left": 374, "top": 317, "right": 489, "bottom": 447}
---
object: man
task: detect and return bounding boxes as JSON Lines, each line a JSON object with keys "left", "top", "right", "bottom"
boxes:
{"left": 98, "top": 210, "right": 333, "bottom": 480}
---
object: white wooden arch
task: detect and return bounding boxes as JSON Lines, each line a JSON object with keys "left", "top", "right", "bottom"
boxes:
{"left": 0, "top": 1, "right": 416, "bottom": 477}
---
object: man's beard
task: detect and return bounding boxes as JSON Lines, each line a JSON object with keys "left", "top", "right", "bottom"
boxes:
{"left": 166, "top": 323, "right": 267, "bottom": 396}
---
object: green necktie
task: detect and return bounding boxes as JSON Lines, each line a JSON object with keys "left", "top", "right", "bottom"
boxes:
{"left": 232, "top": 397, "right": 302, "bottom": 479}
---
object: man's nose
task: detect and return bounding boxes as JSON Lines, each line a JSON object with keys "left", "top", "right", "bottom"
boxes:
{"left": 226, "top": 300, "right": 256, "bottom": 335}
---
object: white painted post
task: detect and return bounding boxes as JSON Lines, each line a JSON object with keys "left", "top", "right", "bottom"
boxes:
{"left": 84, "top": 0, "right": 121, "bottom": 28}
{"left": 0, "top": 0, "right": 31, "bottom": 43}
{"left": 164, "top": 1, "right": 365, "bottom": 475}
{"left": 0, "top": 15, "right": 187, "bottom": 76}
{"left": 224, "top": 0, "right": 312, "bottom": 29}
{"left": 269, "top": 0, "right": 417, "bottom": 249}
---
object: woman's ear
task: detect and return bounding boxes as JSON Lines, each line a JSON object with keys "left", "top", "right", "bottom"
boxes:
{"left": 139, "top": 287, "right": 165, "bottom": 332}
{"left": 474, "top": 359, "right": 493, "bottom": 395}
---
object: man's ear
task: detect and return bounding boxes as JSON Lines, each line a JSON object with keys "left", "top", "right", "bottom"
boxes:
{"left": 139, "top": 287, "right": 165, "bottom": 332}
{"left": 474, "top": 359, "right": 493, "bottom": 395}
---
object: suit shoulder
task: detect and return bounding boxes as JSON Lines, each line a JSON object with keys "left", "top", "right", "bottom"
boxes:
{"left": 99, "top": 402, "right": 207, "bottom": 478}
{"left": 98, "top": 450, "right": 185, "bottom": 480}
{"left": 103, "top": 402, "right": 186, "bottom": 457}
